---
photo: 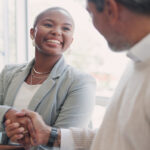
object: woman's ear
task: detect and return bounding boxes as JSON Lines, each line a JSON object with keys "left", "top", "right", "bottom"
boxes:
{"left": 30, "top": 28, "right": 34, "bottom": 40}
{"left": 30, "top": 28, "right": 36, "bottom": 47}
{"left": 105, "top": 0, "right": 119, "bottom": 25}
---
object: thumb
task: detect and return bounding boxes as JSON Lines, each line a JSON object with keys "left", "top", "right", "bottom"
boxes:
{"left": 15, "top": 110, "right": 26, "bottom": 117}
{"left": 21, "top": 109, "right": 37, "bottom": 120}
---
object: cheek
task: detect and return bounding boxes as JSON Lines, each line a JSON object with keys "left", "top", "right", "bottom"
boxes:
{"left": 34, "top": 27, "right": 46, "bottom": 39}
{"left": 92, "top": 16, "right": 100, "bottom": 31}
{"left": 94, "top": 19, "right": 106, "bottom": 36}
{"left": 34, "top": 31, "right": 45, "bottom": 43}
{"left": 65, "top": 34, "right": 73, "bottom": 46}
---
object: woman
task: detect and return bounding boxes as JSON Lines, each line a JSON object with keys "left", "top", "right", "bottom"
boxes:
{"left": 0, "top": 7, "right": 96, "bottom": 149}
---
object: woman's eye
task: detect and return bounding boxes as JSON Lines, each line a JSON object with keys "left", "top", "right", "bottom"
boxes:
{"left": 44, "top": 23, "right": 53, "bottom": 27}
{"left": 63, "top": 27, "right": 70, "bottom": 31}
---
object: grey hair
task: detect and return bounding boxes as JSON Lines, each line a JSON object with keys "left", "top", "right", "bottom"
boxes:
{"left": 88, "top": 0, "right": 150, "bottom": 14}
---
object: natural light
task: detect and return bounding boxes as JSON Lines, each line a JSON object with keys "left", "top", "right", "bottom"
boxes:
{"left": 0, "top": 0, "right": 129, "bottom": 128}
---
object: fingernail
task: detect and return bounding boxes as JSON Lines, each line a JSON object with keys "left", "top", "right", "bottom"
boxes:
{"left": 18, "top": 134, "right": 24, "bottom": 139}
{"left": 20, "top": 127, "right": 25, "bottom": 132}
{"left": 14, "top": 123, "right": 19, "bottom": 127}
{"left": 6, "top": 120, "right": 11, "bottom": 123}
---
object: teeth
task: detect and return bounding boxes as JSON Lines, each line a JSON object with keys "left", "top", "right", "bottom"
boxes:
{"left": 47, "top": 39, "right": 61, "bottom": 44}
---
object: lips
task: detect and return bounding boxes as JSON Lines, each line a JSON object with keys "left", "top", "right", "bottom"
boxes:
{"left": 46, "top": 39, "right": 61, "bottom": 45}
{"left": 45, "top": 38, "right": 63, "bottom": 46}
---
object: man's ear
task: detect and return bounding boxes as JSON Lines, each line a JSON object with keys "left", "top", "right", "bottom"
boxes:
{"left": 30, "top": 28, "right": 34, "bottom": 40}
{"left": 105, "top": 0, "right": 119, "bottom": 25}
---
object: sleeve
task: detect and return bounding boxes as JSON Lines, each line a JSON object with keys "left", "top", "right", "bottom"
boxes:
{"left": 61, "top": 128, "right": 96, "bottom": 150}
{"left": 0, "top": 67, "right": 12, "bottom": 131}
{"left": 0, "top": 67, "right": 5, "bottom": 105}
{"left": 0, "top": 67, "right": 12, "bottom": 144}
{"left": 54, "top": 74, "right": 96, "bottom": 128}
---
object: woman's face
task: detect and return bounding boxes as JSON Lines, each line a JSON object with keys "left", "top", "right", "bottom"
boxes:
{"left": 30, "top": 9, "right": 74, "bottom": 56}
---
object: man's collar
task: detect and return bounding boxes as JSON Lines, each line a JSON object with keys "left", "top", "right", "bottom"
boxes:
{"left": 127, "top": 34, "right": 150, "bottom": 63}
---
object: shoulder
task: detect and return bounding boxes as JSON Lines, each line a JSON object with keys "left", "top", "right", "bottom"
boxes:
{"left": 64, "top": 65, "right": 96, "bottom": 86}
{"left": 1, "top": 63, "right": 27, "bottom": 74}
{"left": 0, "top": 63, "right": 27, "bottom": 80}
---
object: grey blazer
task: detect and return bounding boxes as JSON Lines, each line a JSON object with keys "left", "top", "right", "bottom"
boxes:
{"left": 0, "top": 56, "right": 96, "bottom": 149}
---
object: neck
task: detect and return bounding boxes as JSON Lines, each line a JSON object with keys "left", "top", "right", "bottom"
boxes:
{"left": 34, "top": 51, "right": 62, "bottom": 73}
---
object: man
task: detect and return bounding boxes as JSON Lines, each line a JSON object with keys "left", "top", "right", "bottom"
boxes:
{"left": 5, "top": 0, "right": 150, "bottom": 149}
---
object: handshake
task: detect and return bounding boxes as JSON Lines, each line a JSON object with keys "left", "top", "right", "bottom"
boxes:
{"left": 4, "top": 109, "right": 60, "bottom": 150}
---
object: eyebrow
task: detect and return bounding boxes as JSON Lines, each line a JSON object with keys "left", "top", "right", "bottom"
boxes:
{"left": 43, "top": 19, "right": 73, "bottom": 27}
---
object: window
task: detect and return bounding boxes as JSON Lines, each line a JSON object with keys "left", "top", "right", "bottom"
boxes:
{"left": 28, "top": 0, "right": 128, "bottom": 127}
{"left": 1, "top": 0, "right": 128, "bottom": 128}
{"left": 0, "top": 0, "right": 16, "bottom": 70}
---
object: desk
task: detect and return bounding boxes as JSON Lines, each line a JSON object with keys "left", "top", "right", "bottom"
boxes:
{"left": 0, "top": 145, "right": 25, "bottom": 150}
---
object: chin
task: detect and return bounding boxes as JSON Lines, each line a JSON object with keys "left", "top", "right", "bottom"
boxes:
{"left": 108, "top": 42, "right": 132, "bottom": 52}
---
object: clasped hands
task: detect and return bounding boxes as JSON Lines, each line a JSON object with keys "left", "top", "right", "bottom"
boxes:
{"left": 4, "top": 109, "right": 51, "bottom": 149}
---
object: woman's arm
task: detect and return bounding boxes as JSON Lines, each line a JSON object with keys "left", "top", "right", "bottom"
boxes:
{"left": 8, "top": 110, "right": 96, "bottom": 150}
{"left": 54, "top": 74, "right": 96, "bottom": 128}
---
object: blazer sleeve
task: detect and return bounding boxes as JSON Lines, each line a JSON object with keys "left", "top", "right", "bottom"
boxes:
{"left": 0, "top": 67, "right": 13, "bottom": 131}
{"left": 53, "top": 74, "right": 96, "bottom": 128}
{"left": 61, "top": 128, "right": 97, "bottom": 150}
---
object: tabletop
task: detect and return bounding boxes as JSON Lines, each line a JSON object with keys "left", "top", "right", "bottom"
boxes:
{"left": 0, "top": 145, "right": 25, "bottom": 150}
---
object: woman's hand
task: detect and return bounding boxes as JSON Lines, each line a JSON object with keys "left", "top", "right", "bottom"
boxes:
{"left": 5, "top": 119, "right": 24, "bottom": 142}
{"left": 16, "top": 109, "right": 51, "bottom": 146}
{"left": 5, "top": 119, "right": 33, "bottom": 150}
{"left": 4, "top": 109, "right": 35, "bottom": 149}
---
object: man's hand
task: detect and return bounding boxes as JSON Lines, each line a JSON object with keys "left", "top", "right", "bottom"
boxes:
{"left": 16, "top": 109, "right": 51, "bottom": 146}
{"left": 4, "top": 109, "right": 34, "bottom": 149}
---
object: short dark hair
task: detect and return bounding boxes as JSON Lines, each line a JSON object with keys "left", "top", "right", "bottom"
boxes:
{"left": 33, "top": 7, "right": 73, "bottom": 28}
{"left": 88, "top": 0, "right": 105, "bottom": 12}
{"left": 88, "top": 0, "right": 150, "bottom": 15}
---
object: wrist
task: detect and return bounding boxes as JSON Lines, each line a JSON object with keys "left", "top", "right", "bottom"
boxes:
{"left": 47, "top": 127, "right": 61, "bottom": 147}
{"left": 4, "top": 108, "right": 17, "bottom": 120}
{"left": 54, "top": 128, "right": 61, "bottom": 147}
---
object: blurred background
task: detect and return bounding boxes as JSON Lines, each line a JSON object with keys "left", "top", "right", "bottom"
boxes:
{"left": 0, "top": 0, "right": 129, "bottom": 128}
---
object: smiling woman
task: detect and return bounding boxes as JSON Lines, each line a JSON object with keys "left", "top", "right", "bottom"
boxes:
{"left": 0, "top": 0, "right": 128, "bottom": 131}
{"left": 30, "top": 7, "right": 74, "bottom": 58}
{"left": 0, "top": 7, "right": 96, "bottom": 150}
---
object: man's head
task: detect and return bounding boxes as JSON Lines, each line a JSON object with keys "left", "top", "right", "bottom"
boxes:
{"left": 87, "top": 0, "right": 150, "bottom": 51}
{"left": 88, "top": 0, "right": 150, "bottom": 14}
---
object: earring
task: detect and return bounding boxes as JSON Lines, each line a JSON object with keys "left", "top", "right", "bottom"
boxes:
{"left": 32, "top": 39, "right": 35, "bottom": 47}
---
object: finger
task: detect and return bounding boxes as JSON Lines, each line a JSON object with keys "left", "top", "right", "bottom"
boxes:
{"left": 5, "top": 119, "right": 11, "bottom": 126}
{"left": 30, "top": 137, "right": 37, "bottom": 146}
{"left": 27, "top": 120, "right": 37, "bottom": 144}
{"left": 17, "top": 117, "right": 32, "bottom": 134}
{"left": 5, "top": 123, "right": 20, "bottom": 132}
{"left": 16, "top": 111, "right": 26, "bottom": 117}
{"left": 7, "top": 127, "right": 25, "bottom": 138}
{"left": 23, "top": 134, "right": 31, "bottom": 147}
{"left": 21, "top": 109, "right": 37, "bottom": 119}
{"left": 10, "top": 134, "right": 24, "bottom": 143}
{"left": 17, "top": 133, "right": 31, "bottom": 146}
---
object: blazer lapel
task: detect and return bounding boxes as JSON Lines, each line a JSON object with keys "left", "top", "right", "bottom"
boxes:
{"left": 4, "top": 62, "right": 33, "bottom": 106}
{"left": 28, "top": 77, "right": 55, "bottom": 111}
{"left": 28, "top": 56, "right": 67, "bottom": 111}
{"left": 4, "top": 56, "right": 67, "bottom": 111}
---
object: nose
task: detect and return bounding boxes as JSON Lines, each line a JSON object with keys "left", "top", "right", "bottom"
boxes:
{"left": 50, "top": 27, "right": 62, "bottom": 36}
